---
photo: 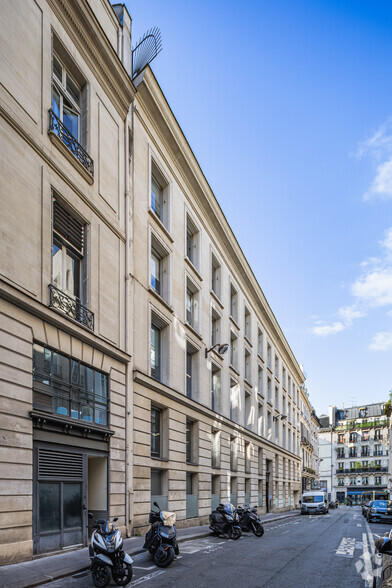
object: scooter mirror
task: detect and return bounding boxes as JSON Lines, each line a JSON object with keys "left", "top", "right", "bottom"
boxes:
{"left": 88, "top": 512, "right": 94, "bottom": 519}
{"left": 153, "top": 501, "right": 160, "bottom": 509}
{"left": 113, "top": 517, "right": 118, "bottom": 522}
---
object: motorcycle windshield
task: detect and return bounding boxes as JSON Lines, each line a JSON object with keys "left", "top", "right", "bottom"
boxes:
{"left": 223, "top": 503, "right": 235, "bottom": 516}
{"left": 159, "top": 524, "right": 176, "bottom": 538}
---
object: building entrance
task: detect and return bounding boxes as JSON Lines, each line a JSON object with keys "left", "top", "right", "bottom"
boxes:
{"left": 34, "top": 444, "right": 108, "bottom": 554}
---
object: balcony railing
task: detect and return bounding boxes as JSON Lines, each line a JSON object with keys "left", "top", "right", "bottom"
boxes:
{"left": 335, "top": 420, "right": 387, "bottom": 431}
{"left": 49, "top": 284, "right": 94, "bottom": 331}
{"left": 49, "top": 109, "right": 94, "bottom": 177}
{"left": 336, "top": 467, "right": 388, "bottom": 475}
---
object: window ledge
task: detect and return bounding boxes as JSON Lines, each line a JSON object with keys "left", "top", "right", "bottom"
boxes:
{"left": 184, "top": 322, "right": 203, "bottom": 341}
{"left": 275, "top": 375, "right": 280, "bottom": 383}
{"left": 148, "top": 209, "right": 174, "bottom": 243}
{"left": 229, "top": 364, "right": 240, "bottom": 377}
{"left": 184, "top": 257, "right": 203, "bottom": 281}
{"left": 244, "top": 335, "right": 253, "bottom": 348}
{"left": 49, "top": 131, "right": 94, "bottom": 185}
{"left": 244, "top": 379, "right": 253, "bottom": 390}
{"left": 257, "top": 353, "right": 265, "bottom": 364}
{"left": 229, "top": 315, "right": 240, "bottom": 331}
{"left": 151, "top": 456, "right": 169, "bottom": 463}
{"left": 148, "top": 286, "right": 174, "bottom": 313}
{"left": 210, "top": 289, "right": 224, "bottom": 309}
{"left": 267, "top": 365, "right": 273, "bottom": 375}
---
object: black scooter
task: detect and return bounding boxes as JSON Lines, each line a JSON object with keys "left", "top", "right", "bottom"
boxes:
{"left": 143, "top": 502, "right": 179, "bottom": 567}
{"left": 209, "top": 503, "right": 242, "bottom": 540}
{"left": 237, "top": 504, "right": 264, "bottom": 537}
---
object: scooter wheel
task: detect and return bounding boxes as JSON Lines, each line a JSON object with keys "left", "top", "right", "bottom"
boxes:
{"left": 153, "top": 546, "right": 175, "bottom": 568}
{"left": 112, "top": 562, "right": 133, "bottom": 586}
{"left": 251, "top": 522, "right": 264, "bottom": 537}
{"left": 91, "top": 563, "right": 110, "bottom": 587}
{"left": 228, "top": 527, "right": 242, "bottom": 540}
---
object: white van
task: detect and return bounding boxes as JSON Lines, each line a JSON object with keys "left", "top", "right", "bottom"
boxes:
{"left": 300, "top": 491, "right": 329, "bottom": 515}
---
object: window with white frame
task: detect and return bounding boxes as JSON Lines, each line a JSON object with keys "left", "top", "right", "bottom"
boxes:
{"left": 211, "top": 363, "right": 221, "bottom": 412}
{"left": 230, "top": 379, "right": 239, "bottom": 421}
{"left": 245, "top": 347, "right": 251, "bottom": 384}
{"left": 186, "top": 214, "right": 199, "bottom": 270}
{"left": 150, "top": 161, "right": 170, "bottom": 229}
{"left": 245, "top": 390, "right": 252, "bottom": 429}
{"left": 257, "top": 402, "right": 263, "bottom": 436}
{"left": 186, "top": 341, "right": 199, "bottom": 400}
{"left": 274, "top": 354, "right": 279, "bottom": 380}
{"left": 257, "top": 328, "right": 264, "bottom": 358}
{"left": 244, "top": 306, "right": 251, "bottom": 341}
{"left": 52, "top": 197, "right": 86, "bottom": 304}
{"left": 211, "top": 307, "right": 221, "bottom": 347}
{"left": 185, "top": 277, "right": 199, "bottom": 331}
{"left": 230, "top": 331, "right": 238, "bottom": 370}
{"left": 258, "top": 365, "right": 264, "bottom": 397}
{"left": 150, "top": 311, "right": 169, "bottom": 383}
{"left": 267, "top": 377, "right": 272, "bottom": 403}
{"left": 150, "top": 234, "right": 170, "bottom": 301}
{"left": 230, "top": 283, "right": 238, "bottom": 323}
{"left": 267, "top": 342, "right": 272, "bottom": 369}
{"left": 211, "top": 253, "right": 221, "bottom": 298}
{"left": 52, "top": 50, "right": 84, "bottom": 145}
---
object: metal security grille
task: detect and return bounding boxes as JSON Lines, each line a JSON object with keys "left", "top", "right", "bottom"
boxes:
{"left": 38, "top": 449, "right": 83, "bottom": 480}
{"left": 53, "top": 200, "right": 84, "bottom": 252}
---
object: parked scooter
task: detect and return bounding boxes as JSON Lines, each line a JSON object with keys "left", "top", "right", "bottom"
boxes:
{"left": 209, "top": 503, "right": 242, "bottom": 540}
{"left": 236, "top": 503, "right": 264, "bottom": 537}
{"left": 88, "top": 513, "right": 133, "bottom": 587}
{"left": 143, "top": 501, "right": 179, "bottom": 567}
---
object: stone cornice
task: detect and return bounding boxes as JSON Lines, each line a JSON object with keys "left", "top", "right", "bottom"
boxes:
{"left": 134, "top": 68, "right": 304, "bottom": 385}
{"left": 133, "top": 369, "right": 301, "bottom": 461}
{"left": 48, "top": 0, "right": 135, "bottom": 118}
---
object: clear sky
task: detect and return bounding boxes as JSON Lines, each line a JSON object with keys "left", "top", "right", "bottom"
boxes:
{"left": 125, "top": 0, "right": 392, "bottom": 415}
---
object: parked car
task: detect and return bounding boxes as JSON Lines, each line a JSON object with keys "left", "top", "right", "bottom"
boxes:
{"left": 367, "top": 500, "right": 392, "bottom": 523}
{"left": 362, "top": 501, "right": 372, "bottom": 517}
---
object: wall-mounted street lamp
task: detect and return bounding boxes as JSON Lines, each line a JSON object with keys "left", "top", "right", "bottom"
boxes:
{"left": 205, "top": 343, "right": 229, "bottom": 359}
{"left": 273, "top": 414, "right": 288, "bottom": 422}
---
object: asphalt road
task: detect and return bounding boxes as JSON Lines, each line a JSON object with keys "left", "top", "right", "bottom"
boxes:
{"left": 40, "top": 506, "right": 389, "bottom": 588}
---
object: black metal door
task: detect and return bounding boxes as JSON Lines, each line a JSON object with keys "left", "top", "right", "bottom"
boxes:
{"left": 34, "top": 447, "right": 86, "bottom": 553}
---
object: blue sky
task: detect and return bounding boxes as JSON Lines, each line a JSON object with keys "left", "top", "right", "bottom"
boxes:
{"left": 125, "top": 0, "right": 392, "bottom": 414}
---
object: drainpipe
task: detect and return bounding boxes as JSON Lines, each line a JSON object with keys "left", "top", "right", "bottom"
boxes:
{"left": 124, "top": 106, "right": 131, "bottom": 536}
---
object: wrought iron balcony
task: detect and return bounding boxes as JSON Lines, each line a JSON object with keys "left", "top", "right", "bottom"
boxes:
{"left": 49, "top": 284, "right": 94, "bottom": 331}
{"left": 48, "top": 109, "right": 94, "bottom": 177}
{"left": 336, "top": 466, "right": 388, "bottom": 475}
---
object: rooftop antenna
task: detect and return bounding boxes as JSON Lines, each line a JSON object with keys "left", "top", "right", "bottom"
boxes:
{"left": 132, "top": 27, "right": 162, "bottom": 78}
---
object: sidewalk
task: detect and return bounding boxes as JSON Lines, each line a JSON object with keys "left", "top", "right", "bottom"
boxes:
{"left": 0, "top": 510, "right": 300, "bottom": 588}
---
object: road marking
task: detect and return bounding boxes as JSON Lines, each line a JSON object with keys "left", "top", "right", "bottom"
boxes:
{"left": 133, "top": 565, "right": 157, "bottom": 570}
{"left": 335, "top": 536, "right": 356, "bottom": 557}
{"left": 131, "top": 570, "right": 165, "bottom": 585}
{"left": 357, "top": 524, "right": 363, "bottom": 527}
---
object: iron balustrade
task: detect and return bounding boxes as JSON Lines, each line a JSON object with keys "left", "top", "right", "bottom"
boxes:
{"left": 49, "top": 284, "right": 94, "bottom": 331}
{"left": 336, "top": 467, "right": 388, "bottom": 474}
{"left": 49, "top": 109, "right": 94, "bottom": 177}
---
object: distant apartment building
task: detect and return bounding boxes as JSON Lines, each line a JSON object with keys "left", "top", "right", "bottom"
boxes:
{"left": 300, "top": 388, "right": 320, "bottom": 491}
{"left": 319, "top": 403, "right": 389, "bottom": 504}
{"left": 0, "top": 0, "right": 317, "bottom": 563}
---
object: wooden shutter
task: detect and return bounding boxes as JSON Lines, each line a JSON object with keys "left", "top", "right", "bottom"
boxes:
{"left": 53, "top": 200, "right": 84, "bottom": 253}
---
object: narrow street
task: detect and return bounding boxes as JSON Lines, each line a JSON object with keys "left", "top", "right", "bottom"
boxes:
{"left": 39, "top": 506, "right": 387, "bottom": 588}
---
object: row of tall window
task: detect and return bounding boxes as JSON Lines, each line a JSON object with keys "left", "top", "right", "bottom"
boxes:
{"left": 337, "top": 430, "right": 383, "bottom": 443}
{"left": 336, "top": 446, "right": 386, "bottom": 458}
{"left": 150, "top": 407, "right": 300, "bottom": 481}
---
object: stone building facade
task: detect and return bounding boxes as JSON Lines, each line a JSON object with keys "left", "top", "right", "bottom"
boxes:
{"left": 0, "top": 0, "right": 317, "bottom": 562}
{"left": 0, "top": 0, "right": 135, "bottom": 563}
{"left": 319, "top": 403, "right": 389, "bottom": 504}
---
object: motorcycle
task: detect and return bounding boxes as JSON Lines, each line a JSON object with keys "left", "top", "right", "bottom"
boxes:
{"left": 209, "top": 503, "right": 242, "bottom": 540}
{"left": 236, "top": 503, "right": 264, "bottom": 537}
{"left": 143, "top": 501, "right": 179, "bottom": 567}
{"left": 88, "top": 513, "right": 133, "bottom": 587}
